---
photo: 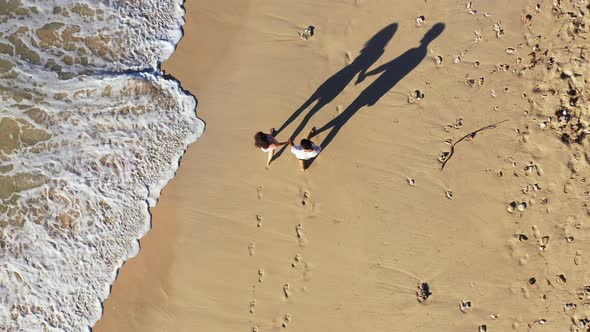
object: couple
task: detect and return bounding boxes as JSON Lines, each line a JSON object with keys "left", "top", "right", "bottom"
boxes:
{"left": 255, "top": 22, "right": 445, "bottom": 171}
{"left": 254, "top": 128, "right": 320, "bottom": 172}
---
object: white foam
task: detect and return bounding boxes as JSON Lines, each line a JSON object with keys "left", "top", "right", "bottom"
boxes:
{"left": 0, "top": 0, "right": 202, "bottom": 330}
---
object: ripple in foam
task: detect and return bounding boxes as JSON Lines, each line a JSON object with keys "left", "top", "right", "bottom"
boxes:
{"left": 0, "top": 0, "right": 203, "bottom": 330}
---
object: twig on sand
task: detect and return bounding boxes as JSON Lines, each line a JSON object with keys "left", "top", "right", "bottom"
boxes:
{"left": 441, "top": 119, "right": 509, "bottom": 170}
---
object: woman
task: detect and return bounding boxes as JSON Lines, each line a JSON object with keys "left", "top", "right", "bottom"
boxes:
{"left": 254, "top": 128, "right": 289, "bottom": 168}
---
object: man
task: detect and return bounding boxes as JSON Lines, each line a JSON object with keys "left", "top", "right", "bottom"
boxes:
{"left": 289, "top": 128, "right": 321, "bottom": 171}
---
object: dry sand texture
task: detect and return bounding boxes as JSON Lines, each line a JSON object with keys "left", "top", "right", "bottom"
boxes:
{"left": 96, "top": 0, "right": 590, "bottom": 331}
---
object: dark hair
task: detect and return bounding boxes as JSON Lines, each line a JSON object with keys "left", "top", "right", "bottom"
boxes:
{"left": 254, "top": 132, "right": 271, "bottom": 149}
{"left": 420, "top": 23, "right": 445, "bottom": 44}
{"left": 300, "top": 139, "right": 313, "bottom": 150}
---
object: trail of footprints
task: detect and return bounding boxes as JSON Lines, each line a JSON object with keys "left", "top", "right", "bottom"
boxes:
{"left": 249, "top": 187, "right": 313, "bottom": 330}
{"left": 495, "top": 154, "right": 589, "bottom": 328}
{"left": 429, "top": 1, "right": 590, "bottom": 330}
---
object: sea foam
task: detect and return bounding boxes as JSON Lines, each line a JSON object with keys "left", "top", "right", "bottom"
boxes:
{"left": 0, "top": 0, "right": 203, "bottom": 330}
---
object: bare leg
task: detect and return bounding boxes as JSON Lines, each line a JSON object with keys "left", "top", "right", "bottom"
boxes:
{"left": 307, "top": 127, "right": 317, "bottom": 139}
{"left": 267, "top": 150, "right": 275, "bottom": 167}
{"left": 299, "top": 159, "right": 306, "bottom": 172}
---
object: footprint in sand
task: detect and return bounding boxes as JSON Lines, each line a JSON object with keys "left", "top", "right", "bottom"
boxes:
{"left": 575, "top": 250, "right": 582, "bottom": 265}
{"left": 473, "top": 60, "right": 480, "bottom": 68}
{"left": 258, "top": 268, "right": 265, "bottom": 282}
{"left": 301, "top": 262, "right": 313, "bottom": 281}
{"left": 532, "top": 225, "right": 540, "bottom": 238}
{"left": 453, "top": 116, "right": 463, "bottom": 129}
{"left": 435, "top": 55, "right": 443, "bottom": 66}
{"left": 416, "top": 281, "right": 432, "bottom": 303}
{"left": 580, "top": 286, "right": 590, "bottom": 300}
{"left": 345, "top": 52, "right": 352, "bottom": 65}
{"left": 408, "top": 90, "right": 424, "bottom": 103}
{"left": 283, "top": 283, "right": 291, "bottom": 299}
{"left": 497, "top": 64, "right": 510, "bottom": 72}
{"left": 465, "top": 77, "right": 484, "bottom": 87}
{"left": 522, "top": 13, "right": 532, "bottom": 25}
{"left": 416, "top": 15, "right": 425, "bottom": 26}
{"left": 249, "top": 299, "right": 256, "bottom": 314}
{"left": 256, "top": 213, "right": 263, "bottom": 227}
{"left": 460, "top": 300, "right": 472, "bottom": 313}
{"left": 540, "top": 235, "right": 549, "bottom": 250}
{"left": 248, "top": 242, "right": 256, "bottom": 256}
{"left": 507, "top": 201, "right": 527, "bottom": 213}
{"left": 257, "top": 186, "right": 263, "bottom": 199}
{"left": 281, "top": 314, "right": 292, "bottom": 328}
{"left": 474, "top": 30, "right": 482, "bottom": 43}
{"left": 292, "top": 254, "right": 302, "bottom": 268}
{"left": 301, "top": 191, "right": 310, "bottom": 206}
{"left": 515, "top": 233, "right": 529, "bottom": 241}
{"left": 479, "top": 324, "right": 487, "bottom": 332}
{"left": 493, "top": 22, "right": 505, "bottom": 38}
{"left": 298, "top": 26, "right": 315, "bottom": 40}
{"left": 564, "top": 303, "right": 577, "bottom": 311}
{"left": 519, "top": 253, "right": 529, "bottom": 265}
{"left": 252, "top": 327, "right": 259, "bottom": 332}
{"left": 296, "top": 224, "right": 304, "bottom": 239}
{"left": 406, "top": 178, "right": 416, "bottom": 186}
{"left": 445, "top": 190, "right": 454, "bottom": 200}
{"left": 438, "top": 151, "right": 450, "bottom": 163}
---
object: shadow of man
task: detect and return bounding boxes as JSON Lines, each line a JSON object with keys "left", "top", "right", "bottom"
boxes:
{"left": 309, "top": 23, "right": 445, "bottom": 165}
{"left": 275, "top": 23, "right": 399, "bottom": 140}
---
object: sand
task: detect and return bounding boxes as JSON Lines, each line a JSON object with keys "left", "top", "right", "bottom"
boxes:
{"left": 95, "top": 0, "right": 590, "bottom": 331}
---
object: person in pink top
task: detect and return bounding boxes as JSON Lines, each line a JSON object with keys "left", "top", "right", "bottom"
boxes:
{"left": 254, "top": 128, "right": 289, "bottom": 168}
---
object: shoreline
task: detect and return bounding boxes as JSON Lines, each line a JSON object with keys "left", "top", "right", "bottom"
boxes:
{"left": 94, "top": 1, "right": 252, "bottom": 330}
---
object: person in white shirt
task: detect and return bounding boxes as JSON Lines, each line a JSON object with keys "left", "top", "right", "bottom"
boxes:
{"left": 289, "top": 128, "right": 321, "bottom": 171}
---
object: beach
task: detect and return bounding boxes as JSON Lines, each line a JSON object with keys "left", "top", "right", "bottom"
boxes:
{"left": 94, "top": 0, "right": 590, "bottom": 331}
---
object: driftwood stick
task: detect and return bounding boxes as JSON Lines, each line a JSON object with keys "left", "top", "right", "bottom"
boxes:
{"left": 441, "top": 119, "right": 509, "bottom": 170}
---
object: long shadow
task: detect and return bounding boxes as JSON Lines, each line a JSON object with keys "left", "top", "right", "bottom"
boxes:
{"left": 308, "top": 23, "right": 445, "bottom": 166}
{"left": 272, "top": 23, "right": 398, "bottom": 160}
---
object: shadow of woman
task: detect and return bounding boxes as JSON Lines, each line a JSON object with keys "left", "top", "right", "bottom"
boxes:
{"left": 308, "top": 23, "right": 445, "bottom": 167}
{"left": 271, "top": 23, "right": 399, "bottom": 160}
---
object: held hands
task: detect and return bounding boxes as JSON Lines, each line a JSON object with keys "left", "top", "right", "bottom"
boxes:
{"left": 355, "top": 74, "right": 365, "bottom": 85}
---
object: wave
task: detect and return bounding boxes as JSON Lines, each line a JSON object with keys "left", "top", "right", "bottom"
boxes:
{"left": 0, "top": 0, "right": 203, "bottom": 330}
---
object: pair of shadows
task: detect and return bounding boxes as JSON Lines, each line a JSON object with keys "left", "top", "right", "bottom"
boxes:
{"left": 272, "top": 22, "right": 445, "bottom": 168}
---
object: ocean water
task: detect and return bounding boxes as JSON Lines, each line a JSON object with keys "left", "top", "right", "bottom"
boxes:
{"left": 0, "top": 0, "right": 203, "bottom": 330}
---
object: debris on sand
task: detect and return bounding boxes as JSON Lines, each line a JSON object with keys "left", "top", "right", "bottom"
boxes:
{"left": 416, "top": 281, "right": 432, "bottom": 303}
{"left": 298, "top": 25, "right": 315, "bottom": 40}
